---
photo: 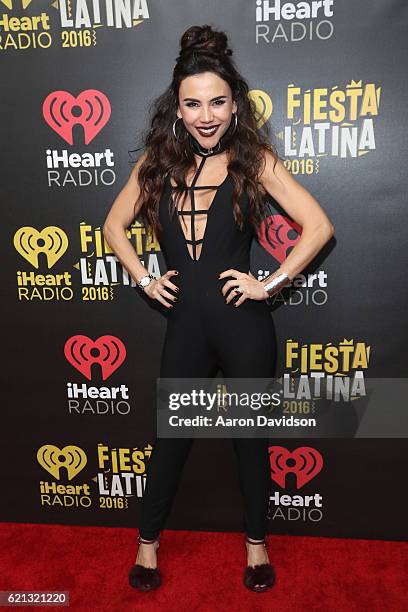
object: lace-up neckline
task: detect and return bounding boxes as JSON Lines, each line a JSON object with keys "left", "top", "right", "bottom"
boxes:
{"left": 170, "top": 149, "right": 229, "bottom": 262}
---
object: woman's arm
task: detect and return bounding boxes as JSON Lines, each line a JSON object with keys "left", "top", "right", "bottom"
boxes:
{"left": 220, "top": 150, "right": 335, "bottom": 305}
{"left": 103, "top": 154, "right": 179, "bottom": 308}
{"left": 258, "top": 150, "right": 335, "bottom": 286}
{"left": 102, "top": 153, "right": 149, "bottom": 285}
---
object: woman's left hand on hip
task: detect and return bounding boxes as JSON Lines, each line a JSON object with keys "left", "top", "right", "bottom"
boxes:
{"left": 219, "top": 269, "right": 267, "bottom": 306}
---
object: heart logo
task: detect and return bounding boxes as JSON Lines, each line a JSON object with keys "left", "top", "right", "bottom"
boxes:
{"left": 248, "top": 89, "right": 273, "bottom": 128}
{"left": 14, "top": 226, "right": 68, "bottom": 269}
{"left": 43, "top": 89, "right": 111, "bottom": 145}
{"left": 258, "top": 214, "right": 302, "bottom": 264}
{"left": 64, "top": 335, "right": 126, "bottom": 381}
{"left": 37, "top": 444, "right": 87, "bottom": 481}
{"left": 269, "top": 446, "right": 323, "bottom": 489}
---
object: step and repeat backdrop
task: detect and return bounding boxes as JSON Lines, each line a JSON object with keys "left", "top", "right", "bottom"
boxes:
{"left": 1, "top": 1, "right": 407, "bottom": 540}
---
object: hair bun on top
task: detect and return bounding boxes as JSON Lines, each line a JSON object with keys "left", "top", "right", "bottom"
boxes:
{"left": 179, "top": 25, "right": 232, "bottom": 58}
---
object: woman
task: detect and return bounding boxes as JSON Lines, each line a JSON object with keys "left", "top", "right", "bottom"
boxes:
{"left": 103, "top": 24, "right": 334, "bottom": 593}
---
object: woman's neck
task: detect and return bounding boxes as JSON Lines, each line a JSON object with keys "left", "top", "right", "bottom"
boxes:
{"left": 188, "top": 132, "right": 229, "bottom": 158}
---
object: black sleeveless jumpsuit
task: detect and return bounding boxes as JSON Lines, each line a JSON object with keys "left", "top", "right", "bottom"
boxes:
{"left": 139, "top": 145, "right": 276, "bottom": 540}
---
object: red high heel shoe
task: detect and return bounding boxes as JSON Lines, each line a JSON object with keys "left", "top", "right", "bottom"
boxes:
{"left": 243, "top": 536, "right": 276, "bottom": 592}
{"left": 128, "top": 535, "right": 161, "bottom": 591}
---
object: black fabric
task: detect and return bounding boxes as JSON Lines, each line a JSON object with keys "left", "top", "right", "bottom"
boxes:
{"left": 139, "top": 150, "right": 276, "bottom": 539}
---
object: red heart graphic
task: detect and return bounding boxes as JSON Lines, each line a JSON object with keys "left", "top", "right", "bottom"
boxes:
{"left": 43, "top": 89, "right": 111, "bottom": 145}
{"left": 269, "top": 446, "right": 323, "bottom": 489}
{"left": 64, "top": 335, "right": 126, "bottom": 381}
{"left": 258, "top": 214, "right": 302, "bottom": 264}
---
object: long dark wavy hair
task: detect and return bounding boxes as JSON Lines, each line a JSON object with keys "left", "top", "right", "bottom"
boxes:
{"left": 132, "top": 24, "right": 280, "bottom": 241}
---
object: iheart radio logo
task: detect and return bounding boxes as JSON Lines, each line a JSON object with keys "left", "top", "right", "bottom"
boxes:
{"left": 258, "top": 214, "right": 302, "bottom": 264}
{"left": 1, "top": 1, "right": 34, "bottom": 9}
{"left": 37, "top": 444, "right": 87, "bottom": 481}
{"left": 248, "top": 89, "right": 273, "bottom": 129}
{"left": 269, "top": 446, "right": 323, "bottom": 489}
{"left": 64, "top": 335, "right": 126, "bottom": 381}
{"left": 14, "top": 226, "right": 68, "bottom": 269}
{"left": 43, "top": 89, "right": 111, "bottom": 145}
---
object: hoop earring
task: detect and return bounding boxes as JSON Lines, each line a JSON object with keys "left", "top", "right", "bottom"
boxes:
{"left": 230, "top": 112, "right": 238, "bottom": 135}
{"left": 172, "top": 117, "right": 185, "bottom": 143}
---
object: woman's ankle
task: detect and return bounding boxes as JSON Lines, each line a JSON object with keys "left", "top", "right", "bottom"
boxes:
{"left": 138, "top": 534, "right": 160, "bottom": 544}
{"left": 246, "top": 535, "right": 266, "bottom": 544}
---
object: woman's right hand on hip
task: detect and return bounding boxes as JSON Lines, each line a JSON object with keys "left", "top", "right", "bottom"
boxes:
{"left": 144, "top": 270, "right": 179, "bottom": 308}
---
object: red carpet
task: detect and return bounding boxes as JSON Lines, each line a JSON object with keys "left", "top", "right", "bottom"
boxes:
{"left": 0, "top": 523, "right": 407, "bottom": 611}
